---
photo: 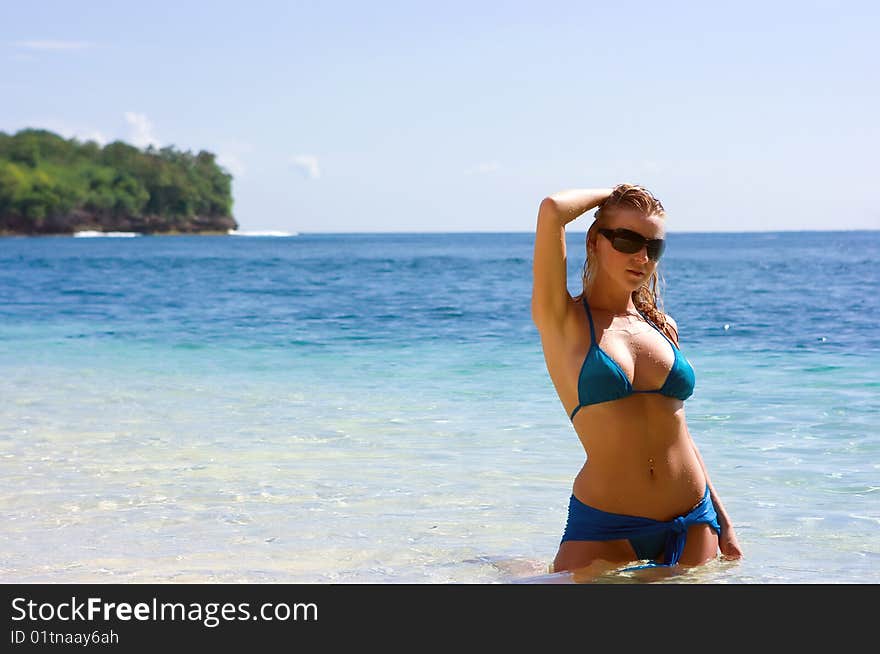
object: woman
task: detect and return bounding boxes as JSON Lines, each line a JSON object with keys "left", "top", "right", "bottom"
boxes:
{"left": 531, "top": 183, "right": 742, "bottom": 577}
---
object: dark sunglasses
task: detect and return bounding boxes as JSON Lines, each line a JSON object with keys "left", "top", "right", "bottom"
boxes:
{"left": 597, "top": 228, "right": 666, "bottom": 262}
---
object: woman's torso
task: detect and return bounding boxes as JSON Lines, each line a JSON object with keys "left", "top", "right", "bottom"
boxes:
{"left": 540, "top": 297, "right": 706, "bottom": 520}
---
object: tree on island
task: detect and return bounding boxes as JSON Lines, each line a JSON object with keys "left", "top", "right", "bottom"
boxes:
{"left": 0, "top": 128, "right": 238, "bottom": 235}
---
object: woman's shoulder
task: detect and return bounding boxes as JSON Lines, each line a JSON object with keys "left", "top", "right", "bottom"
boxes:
{"left": 663, "top": 313, "right": 680, "bottom": 345}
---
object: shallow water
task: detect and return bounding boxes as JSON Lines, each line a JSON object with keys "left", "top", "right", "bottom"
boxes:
{"left": 1, "top": 232, "right": 878, "bottom": 583}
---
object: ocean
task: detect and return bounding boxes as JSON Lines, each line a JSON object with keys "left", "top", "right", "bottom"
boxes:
{"left": 1, "top": 230, "right": 878, "bottom": 583}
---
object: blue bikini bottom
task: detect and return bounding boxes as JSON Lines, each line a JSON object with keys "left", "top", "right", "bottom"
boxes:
{"left": 560, "top": 486, "right": 721, "bottom": 567}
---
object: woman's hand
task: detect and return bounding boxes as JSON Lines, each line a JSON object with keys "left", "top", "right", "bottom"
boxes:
{"left": 719, "top": 524, "right": 744, "bottom": 560}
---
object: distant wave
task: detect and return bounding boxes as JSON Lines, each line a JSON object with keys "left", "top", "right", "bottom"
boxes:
{"left": 73, "top": 231, "right": 141, "bottom": 238}
{"left": 228, "top": 230, "right": 299, "bottom": 237}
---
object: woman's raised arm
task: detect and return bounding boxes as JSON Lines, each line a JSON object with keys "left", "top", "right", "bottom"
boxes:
{"left": 531, "top": 188, "right": 612, "bottom": 331}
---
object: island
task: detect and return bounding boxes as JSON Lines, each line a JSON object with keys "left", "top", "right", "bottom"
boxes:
{"left": 0, "top": 128, "right": 238, "bottom": 235}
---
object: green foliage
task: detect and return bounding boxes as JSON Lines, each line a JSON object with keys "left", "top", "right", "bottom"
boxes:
{"left": 0, "top": 128, "right": 233, "bottom": 223}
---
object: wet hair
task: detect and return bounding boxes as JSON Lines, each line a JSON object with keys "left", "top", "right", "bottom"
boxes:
{"left": 579, "top": 183, "right": 678, "bottom": 343}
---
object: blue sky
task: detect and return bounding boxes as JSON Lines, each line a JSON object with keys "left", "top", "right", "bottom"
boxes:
{"left": 2, "top": 0, "right": 878, "bottom": 233}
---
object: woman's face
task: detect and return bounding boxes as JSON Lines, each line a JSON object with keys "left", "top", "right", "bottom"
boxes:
{"left": 591, "top": 208, "right": 665, "bottom": 291}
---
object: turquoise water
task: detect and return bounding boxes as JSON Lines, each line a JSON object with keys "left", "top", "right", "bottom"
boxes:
{"left": 1, "top": 231, "right": 878, "bottom": 583}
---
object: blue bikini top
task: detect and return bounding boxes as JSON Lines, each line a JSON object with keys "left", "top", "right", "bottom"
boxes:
{"left": 569, "top": 298, "right": 695, "bottom": 421}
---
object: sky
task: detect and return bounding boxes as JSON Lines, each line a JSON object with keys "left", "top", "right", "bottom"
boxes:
{"left": 2, "top": 0, "right": 878, "bottom": 233}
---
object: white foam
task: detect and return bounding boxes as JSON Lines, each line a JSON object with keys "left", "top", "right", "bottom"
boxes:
{"left": 850, "top": 514, "right": 880, "bottom": 526}
{"left": 73, "top": 231, "right": 141, "bottom": 238}
{"left": 227, "top": 230, "right": 298, "bottom": 237}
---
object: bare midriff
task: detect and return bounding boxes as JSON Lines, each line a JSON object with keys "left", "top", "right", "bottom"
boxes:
{"left": 570, "top": 394, "right": 706, "bottom": 521}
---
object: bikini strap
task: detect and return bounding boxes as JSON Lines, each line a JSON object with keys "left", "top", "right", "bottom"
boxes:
{"left": 582, "top": 297, "right": 597, "bottom": 345}
{"left": 638, "top": 309, "right": 679, "bottom": 351}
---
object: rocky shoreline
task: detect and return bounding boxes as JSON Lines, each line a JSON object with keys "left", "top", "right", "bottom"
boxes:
{"left": 0, "top": 209, "right": 238, "bottom": 236}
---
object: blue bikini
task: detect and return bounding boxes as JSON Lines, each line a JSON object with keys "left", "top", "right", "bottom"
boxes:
{"left": 568, "top": 297, "right": 695, "bottom": 421}
{"left": 561, "top": 298, "right": 720, "bottom": 567}
{"left": 561, "top": 487, "right": 721, "bottom": 568}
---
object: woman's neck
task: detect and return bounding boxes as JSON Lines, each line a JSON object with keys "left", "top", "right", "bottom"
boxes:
{"left": 585, "top": 282, "right": 638, "bottom": 315}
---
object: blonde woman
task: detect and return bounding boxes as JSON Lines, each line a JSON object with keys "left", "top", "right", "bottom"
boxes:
{"left": 531, "top": 184, "right": 742, "bottom": 576}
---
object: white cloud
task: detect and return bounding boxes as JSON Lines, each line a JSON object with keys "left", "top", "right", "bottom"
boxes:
{"left": 13, "top": 40, "right": 94, "bottom": 51}
{"left": 290, "top": 155, "right": 321, "bottom": 180}
{"left": 464, "top": 161, "right": 500, "bottom": 175}
{"left": 124, "top": 112, "right": 159, "bottom": 149}
{"left": 217, "top": 153, "right": 245, "bottom": 177}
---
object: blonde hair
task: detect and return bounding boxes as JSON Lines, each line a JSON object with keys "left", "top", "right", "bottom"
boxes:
{"left": 579, "top": 183, "right": 678, "bottom": 343}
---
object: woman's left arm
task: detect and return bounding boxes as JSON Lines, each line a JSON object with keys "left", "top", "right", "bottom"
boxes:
{"left": 688, "top": 435, "right": 743, "bottom": 559}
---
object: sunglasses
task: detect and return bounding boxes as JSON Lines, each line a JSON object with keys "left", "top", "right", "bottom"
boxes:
{"left": 597, "top": 228, "right": 666, "bottom": 262}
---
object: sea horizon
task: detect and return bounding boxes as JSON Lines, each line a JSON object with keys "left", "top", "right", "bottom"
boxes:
{"left": 2, "top": 227, "right": 878, "bottom": 236}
